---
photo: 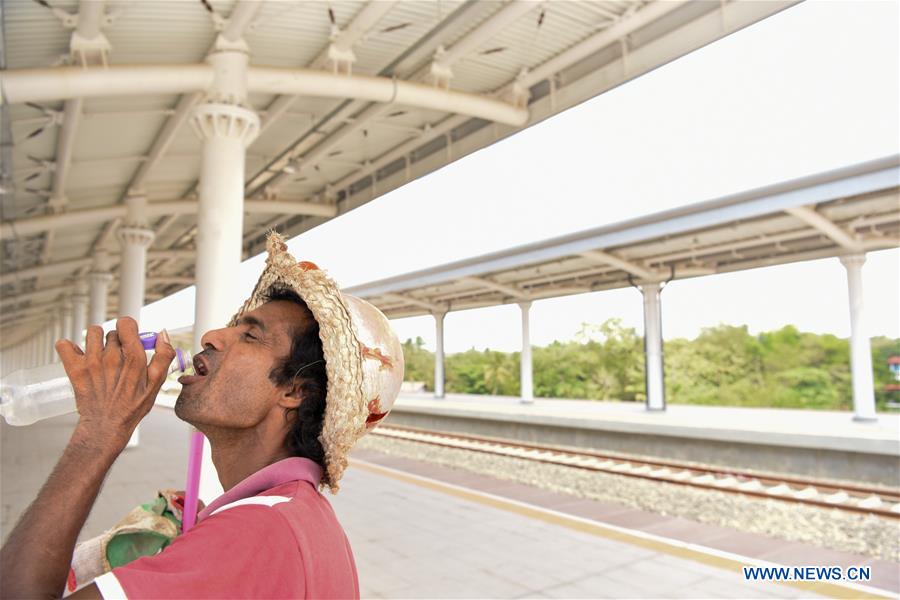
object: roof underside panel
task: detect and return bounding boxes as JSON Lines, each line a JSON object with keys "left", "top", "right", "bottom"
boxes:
{"left": 344, "top": 161, "right": 899, "bottom": 319}
{"left": 1, "top": 0, "right": 804, "bottom": 346}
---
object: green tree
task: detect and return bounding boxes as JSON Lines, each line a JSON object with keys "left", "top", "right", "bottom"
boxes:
{"left": 873, "top": 336, "right": 900, "bottom": 408}
{"left": 446, "top": 349, "right": 489, "bottom": 394}
{"left": 400, "top": 320, "right": 898, "bottom": 412}
{"left": 482, "top": 350, "right": 517, "bottom": 396}
{"left": 400, "top": 336, "right": 434, "bottom": 390}
{"left": 532, "top": 319, "right": 643, "bottom": 401}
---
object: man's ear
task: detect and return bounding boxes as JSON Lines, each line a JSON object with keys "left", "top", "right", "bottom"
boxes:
{"left": 277, "top": 381, "right": 303, "bottom": 410}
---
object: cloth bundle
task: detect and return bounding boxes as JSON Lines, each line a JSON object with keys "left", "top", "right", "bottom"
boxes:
{"left": 65, "top": 489, "right": 200, "bottom": 595}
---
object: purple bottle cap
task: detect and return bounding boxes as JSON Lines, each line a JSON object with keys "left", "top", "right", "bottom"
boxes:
{"left": 140, "top": 332, "right": 188, "bottom": 372}
{"left": 139, "top": 332, "right": 158, "bottom": 350}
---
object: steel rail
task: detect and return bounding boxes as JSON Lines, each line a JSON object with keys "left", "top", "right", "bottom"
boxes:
{"left": 371, "top": 423, "right": 900, "bottom": 520}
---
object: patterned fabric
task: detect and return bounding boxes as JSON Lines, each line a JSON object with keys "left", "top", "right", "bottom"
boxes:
{"left": 66, "top": 490, "right": 194, "bottom": 596}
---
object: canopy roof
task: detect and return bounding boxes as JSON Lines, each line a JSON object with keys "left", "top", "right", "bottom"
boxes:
{"left": 1, "top": 0, "right": 796, "bottom": 345}
{"left": 345, "top": 156, "right": 900, "bottom": 318}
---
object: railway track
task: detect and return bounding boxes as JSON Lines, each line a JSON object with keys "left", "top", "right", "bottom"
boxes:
{"left": 371, "top": 424, "right": 900, "bottom": 519}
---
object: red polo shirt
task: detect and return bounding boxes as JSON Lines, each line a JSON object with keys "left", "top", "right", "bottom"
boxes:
{"left": 95, "top": 458, "right": 358, "bottom": 599}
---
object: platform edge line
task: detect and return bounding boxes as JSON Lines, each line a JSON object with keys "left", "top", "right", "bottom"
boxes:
{"left": 349, "top": 457, "right": 893, "bottom": 600}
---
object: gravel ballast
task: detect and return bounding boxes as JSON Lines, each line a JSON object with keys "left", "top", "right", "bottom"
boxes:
{"left": 355, "top": 434, "right": 900, "bottom": 562}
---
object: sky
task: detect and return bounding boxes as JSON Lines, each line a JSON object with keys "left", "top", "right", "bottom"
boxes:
{"left": 141, "top": 0, "right": 900, "bottom": 354}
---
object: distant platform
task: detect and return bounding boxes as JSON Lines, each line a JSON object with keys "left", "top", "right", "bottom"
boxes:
{"left": 388, "top": 392, "right": 900, "bottom": 486}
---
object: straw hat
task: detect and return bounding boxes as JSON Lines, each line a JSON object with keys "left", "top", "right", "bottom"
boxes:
{"left": 230, "top": 232, "right": 404, "bottom": 493}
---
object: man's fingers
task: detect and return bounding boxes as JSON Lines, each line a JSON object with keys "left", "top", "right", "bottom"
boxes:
{"left": 147, "top": 332, "right": 176, "bottom": 387}
{"left": 116, "top": 317, "right": 144, "bottom": 367}
{"left": 59, "top": 339, "right": 84, "bottom": 356}
{"left": 105, "top": 329, "right": 119, "bottom": 348}
{"left": 102, "top": 329, "right": 123, "bottom": 387}
{"left": 55, "top": 339, "right": 84, "bottom": 379}
{"left": 84, "top": 326, "right": 104, "bottom": 359}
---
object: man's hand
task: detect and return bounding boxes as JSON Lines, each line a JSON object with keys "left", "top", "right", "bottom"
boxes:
{"left": 57, "top": 317, "right": 175, "bottom": 451}
{"left": 0, "top": 318, "right": 176, "bottom": 599}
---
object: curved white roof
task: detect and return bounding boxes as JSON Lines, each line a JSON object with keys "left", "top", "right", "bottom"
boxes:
{"left": 0, "top": 0, "right": 796, "bottom": 346}
{"left": 345, "top": 156, "right": 900, "bottom": 317}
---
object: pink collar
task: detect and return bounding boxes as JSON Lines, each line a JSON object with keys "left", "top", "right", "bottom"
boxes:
{"left": 197, "top": 457, "right": 323, "bottom": 522}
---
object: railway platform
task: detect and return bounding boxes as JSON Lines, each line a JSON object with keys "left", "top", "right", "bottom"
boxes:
{"left": 3, "top": 406, "right": 897, "bottom": 598}
{"left": 389, "top": 392, "right": 900, "bottom": 486}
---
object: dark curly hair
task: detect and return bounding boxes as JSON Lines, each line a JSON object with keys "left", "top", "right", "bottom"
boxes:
{"left": 264, "top": 287, "right": 329, "bottom": 476}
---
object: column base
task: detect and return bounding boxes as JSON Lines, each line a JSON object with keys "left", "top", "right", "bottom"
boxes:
{"left": 852, "top": 415, "right": 878, "bottom": 423}
{"left": 645, "top": 406, "right": 667, "bottom": 412}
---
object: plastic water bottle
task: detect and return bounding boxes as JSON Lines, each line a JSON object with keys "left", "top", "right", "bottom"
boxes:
{"left": 0, "top": 332, "right": 193, "bottom": 426}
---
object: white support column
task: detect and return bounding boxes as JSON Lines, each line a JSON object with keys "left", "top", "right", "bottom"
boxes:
{"left": 71, "top": 279, "right": 89, "bottom": 346}
{"left": 190, "top": 35, "right": 259, "bottom": 503}
{"left": 641, "top": 282, "right": 666, "bottom": 411}
{"left": 117, "top": 193, "right": 155, "bottom": 321}
{"left": 36, "top": 325, "right": 45, "bottom": 366}
{"left": 33, "top": 334, "right": 42, "bottom": 367}
{"left": 25, "top": 337, "right": 33, "bottom": 369}
{"left": 43, "top": 323, "right": 53, "bottom": 365}
{"left": 31, "top": 336, "right": 40, "bottom": 368}
{"left": 28, "top": 332, "right": 39, "bottom": 367}
{"left": 50, "top": 310, "right": 63, "bottom": 362}
{"left": 519, "top": 301, "right": 534, "bottom": 404}
{"left": 118, "top": 193, "right": 155, "bottom": 448}
{"left": 60, "top": 298, "right": 73, "bottom": 344}
{"left": 433, "top": 311, "right": 446, "bottom": 399}
{"left": 89, "top": 250, "right": 113, "bottom": 326}
{"left": 840, "top": 254, "right": 877, "bottom": 421}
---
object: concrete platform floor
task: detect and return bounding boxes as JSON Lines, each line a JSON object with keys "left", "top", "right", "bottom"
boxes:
{"left": 390, "top": 392, "right": 900, "bottom": 485}
{"left": 1, "top": 408, "right": 891, "bottom": 599}
{"left": 393, "top": 392, "right": 900, "bottom": 453}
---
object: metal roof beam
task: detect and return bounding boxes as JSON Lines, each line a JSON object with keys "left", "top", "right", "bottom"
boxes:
{"left": 0, "top": 291, "right": 163, "bottom": 324}
{"left": 47, "top": 99, "right": 82, "bottom": 214}
{"left": 514, "top": 1, "right": 688, "bottom": 92}
{"left": 247, "top": 2, "right": 711, "bottom": 243}
{"left": 0, "top": 312, "right": 49, "bottom": 331}
{"left": 35, "top": 0, "right": 108, "bottom": 288}
{"left": 460, "top": 276, "right": 531, "bottom": 300}
{"left": 258, "top": 0, "right": 399, "bottom": 136}
{"left": 129, "top": 94, "right": 201, "bottom": 192}
{"left": 247, "top": 0, "right": 490, "bottom": 198}
{"left": 578, "top": 249, "right": 659, "bottom": 280}
{"left": 1, "top": 277, "right": 187, "bottom": 305}
{"left": 221, "top": 0, "right": 264, "bottom": 43}
{"left": 380, "top": 292, "right": 444, "bottom": 313}
{"left": 89, "top": 1, "right": 263, "bottom": 251}
{"left": 1, "top": 258, "right": 92, "bottom": 285}
{"left": 785, "top": 205, "right": 863, "bottom": 252}
{"left": 244, "top": 1, "right": 536, "bottom": 236}
{"left": 125, "top": 1, "right": 261, "bottom": 193}
{"left": 430, "top": 1, "right": 539, "bottom": 86}
{"left": 1, "top": 199, "right": 338, "bottom": 238}
{"left": 344, "top": 157, "right": 899, "bottom": 298}
{"left": 268, "top": 0, "right": 801, "bottom": 249}
{"left": 633, "top": 207, "right": 899, "bottom": 266}
{"left": 0, "top": 250, "right": 193, "bottom": 286}
{"left": 1, "top": 66, "right": 528, "bottom": 126}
